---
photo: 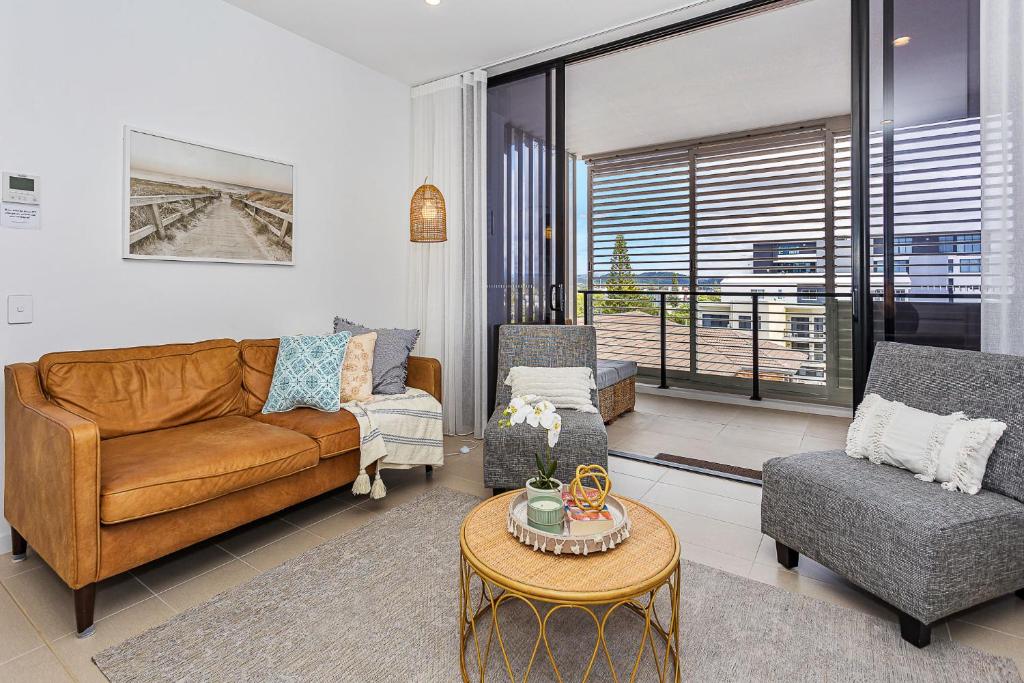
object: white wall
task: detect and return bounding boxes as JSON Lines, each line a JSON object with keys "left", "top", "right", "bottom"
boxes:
{"left": 0, "top": 0, "right": 412, "bottom": 547}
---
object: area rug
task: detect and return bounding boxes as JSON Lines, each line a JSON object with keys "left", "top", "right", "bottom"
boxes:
{"left": 94, "top": 488, "right": 1021, "bottom": 682}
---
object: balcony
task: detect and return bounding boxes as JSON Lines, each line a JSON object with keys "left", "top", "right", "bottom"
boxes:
{"left": 606, "top": 392, "right": 851, "bottom": 476}
{"left": 581, "top": 289, "right": 853, "bottom": 406}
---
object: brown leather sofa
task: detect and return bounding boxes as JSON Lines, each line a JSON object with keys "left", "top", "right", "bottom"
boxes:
{"left": 4, "top": 338, "right": 441, "bottom": 637}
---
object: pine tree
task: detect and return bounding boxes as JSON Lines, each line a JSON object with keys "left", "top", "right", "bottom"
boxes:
{"left": 666, "top": 273, "right": 688, "bottom": 325}
{"left": 602, "top": 234, "right": 656, "bottom": 315}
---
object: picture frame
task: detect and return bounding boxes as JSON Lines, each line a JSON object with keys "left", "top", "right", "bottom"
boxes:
{"left": 122, "top": 127, "right": 295, "bottom": 265}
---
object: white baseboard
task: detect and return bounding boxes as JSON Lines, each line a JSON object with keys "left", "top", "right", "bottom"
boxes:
{"left": 635, "top": 382, "right": 852, "bottom": 418}
{"left": 0, "top": 531, "right": 10, "bottom": 557}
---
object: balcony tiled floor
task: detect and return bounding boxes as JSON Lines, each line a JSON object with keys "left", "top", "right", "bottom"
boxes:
{"left": 2, "top": 430, "right": 1023, "bottom": 680}
{"left": 608, "top": 393, "right": 852, "bottom": 469}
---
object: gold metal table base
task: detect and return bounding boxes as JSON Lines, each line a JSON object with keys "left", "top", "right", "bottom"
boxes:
{"left": 459, "top": 556, "right": 681, "bottom": 682}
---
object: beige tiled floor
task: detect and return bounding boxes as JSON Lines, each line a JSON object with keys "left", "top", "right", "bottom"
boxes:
{"left": 608, "top": 393, "right": 853, "bottom": 469}
{"left": 2, "top": 420, "right": 1023, "bottom": 680}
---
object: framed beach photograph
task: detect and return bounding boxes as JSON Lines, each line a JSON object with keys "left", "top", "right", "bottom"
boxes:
{"left": 123, "top": 128, "right": 294, "bottom": 265}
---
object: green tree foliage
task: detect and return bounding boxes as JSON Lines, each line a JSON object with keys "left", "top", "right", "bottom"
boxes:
{"left": 666, "top": 273, "right": 685, "bottom": 325}
{"left": 600, "top": 235, "right": 657, "bottom": 315}
{"left": 665, "top": 273, "right": 723, "bottom": 326}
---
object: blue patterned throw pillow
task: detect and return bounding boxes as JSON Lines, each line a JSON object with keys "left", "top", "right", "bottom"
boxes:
{"left": 262, "top": 333, "right": 351, "bottom": 414}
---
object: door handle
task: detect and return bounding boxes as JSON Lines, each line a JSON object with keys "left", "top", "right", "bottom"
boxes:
{"left": 549, "top": 284, "right": 564, "bottom": 312}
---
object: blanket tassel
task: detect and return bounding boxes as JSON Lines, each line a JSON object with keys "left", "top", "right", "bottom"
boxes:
{"left": 370, "top": 471, "right": 387, "bottom": 499}
{"left": 352, "top": 469, "right": 371, "bottom": 496}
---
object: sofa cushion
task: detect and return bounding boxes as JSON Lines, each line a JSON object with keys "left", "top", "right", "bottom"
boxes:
{"left": 254, "top": 408, "right": 360, "bottom": 459}
{"left": 39, "top": 339, "right": 243, "bottom": 439}
{"left": 865, "top": 342, "right": 1024, "bottom": 503}
{"left": 596, "top": 359, "right": 637, "bottom": 389}
{"left": 262, "top": 333, "right": 351, "bottom": 414}
{"left": 240, "top": 338, "right": 279, "bottom": 415}
{"left": 762, "top": 450, "right": 1024, "bottom": 623}
{"left": 333, "top": 318, "right": 420, "bottom": 395}
{"left": 100, "top": 415, "right": 318, "bottom": 523}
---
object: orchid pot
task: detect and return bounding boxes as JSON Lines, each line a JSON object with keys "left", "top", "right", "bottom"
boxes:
{"left": 526, "top": 476, "right": 564, "bottom": 503}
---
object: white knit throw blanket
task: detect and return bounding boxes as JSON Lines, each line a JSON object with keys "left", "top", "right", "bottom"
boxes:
{"left": 343, "top": 388, "right": 444, "bottom": 499}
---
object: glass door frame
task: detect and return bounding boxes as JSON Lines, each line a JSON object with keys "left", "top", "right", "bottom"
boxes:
{"left": 487, "top": 0, "right": 877, "bottom": 406}
{"left": 487, "top": 63, "right": 567, "bottom": 324}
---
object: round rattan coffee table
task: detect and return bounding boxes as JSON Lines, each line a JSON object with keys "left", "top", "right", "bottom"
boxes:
{"left": 459, "top": 491, "right": 681, "bottom": 682}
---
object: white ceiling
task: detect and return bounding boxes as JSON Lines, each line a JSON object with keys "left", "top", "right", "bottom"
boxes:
{"left": 566, "top": 0, "right": 851, "bottom": 156}
{"left": 223, "top": 0, "right": 747, "bottom": 85}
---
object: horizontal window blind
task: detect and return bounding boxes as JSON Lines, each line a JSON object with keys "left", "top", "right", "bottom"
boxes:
{"left": 586, "top": 122, "right": 850, "bottom": 389}
{"left": 868, "top": 117, "right": 982, "bottom": 300}
{"left": 833, "top": 132, "right": 852, "bottom": 292}
{"left": 588, "top": 149, "right": 692, "bottom": 372}
{"left": 589, "top": 149, "right": 691, "bottom": 290}
{"left": 693, "top": 128, "right": 830, "bottom": 295}
{"left": 693, "top": 128, "right": 833, "bottom": 382}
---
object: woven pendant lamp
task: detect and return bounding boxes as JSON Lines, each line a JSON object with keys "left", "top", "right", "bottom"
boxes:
{"left": 410, "top": 179, "right": 447, "bottom": 243}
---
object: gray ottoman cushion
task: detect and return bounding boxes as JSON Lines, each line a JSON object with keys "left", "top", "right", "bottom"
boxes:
{"left": 484, "top": 407, "right": 608, "bottom": 490}
{"left": 762, "top": 450, "right": 1024, "bottom": 624}
{"left": 596, "top": 359, "right": 637, "bottom": 389}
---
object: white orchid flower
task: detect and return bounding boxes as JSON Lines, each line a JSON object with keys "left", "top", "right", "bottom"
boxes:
{"left": 538, "top": 407, "right": 559, "bottom": 430}
{"left": 525, "top": 407, "right": 541, "bottom": 427}
{"left": 505, "top": 395, "right": 542, "bottom": 426}
{"left": 511, "top": 394, "right": 538, "bottom": 407}
{"left": 507, "top": 395, "right": 531, "bottom": 425}
{"left": 526, "top": 399, "right": 556, "bottom": 428}
{"left": 501, "top": 395, "right": 561, "bottom": 448}
{"left": 546, "top": 414, "right": 562, "bottom": 447}
{"left": 534, "top": 400, "right": 556, "bottom": 415}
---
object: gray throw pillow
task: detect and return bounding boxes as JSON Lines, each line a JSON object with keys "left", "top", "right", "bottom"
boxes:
{"left": 333, "top": 318, "right": 420, "bottom": 395}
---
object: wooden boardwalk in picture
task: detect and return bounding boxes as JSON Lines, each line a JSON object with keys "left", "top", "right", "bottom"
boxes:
{"left": 129, "top": 194, "right": 292, "bottom": 262}
{"left": 173, "top": 195, "right": 273, "bottom": 260}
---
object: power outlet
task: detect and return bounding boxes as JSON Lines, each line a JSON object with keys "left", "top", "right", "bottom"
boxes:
{"left": 8, "top": 295, "right": 33, "bottom": 324}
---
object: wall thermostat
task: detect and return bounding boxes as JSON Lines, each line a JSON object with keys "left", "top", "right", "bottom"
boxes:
{"left": 2, "top": 172, "right": 40, "bottom": 204}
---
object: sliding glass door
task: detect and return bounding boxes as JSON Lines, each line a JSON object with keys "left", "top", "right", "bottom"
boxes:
{"left": 581, "top": 119, "right": 854, "bottom": 406}
{"left": 866, "top": 0, "right": 982, "bottom": 349}
{"left": 486, "top": 65, "right": 568, "bottom": 409}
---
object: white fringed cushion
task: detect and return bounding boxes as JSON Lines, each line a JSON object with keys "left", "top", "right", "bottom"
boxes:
{"left": 846, "top": 393, "right": 1007, "bottom": 494}
{"left": 504, "top": 366, "right": 598, "bottom": 413}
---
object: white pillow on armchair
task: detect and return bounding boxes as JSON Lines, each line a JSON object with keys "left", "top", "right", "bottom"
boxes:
{"left": 846, "top": 393, "right": 1007, "bottom": 494}
{"left": 504, "top": 366, "right": 598, "bottom": 413}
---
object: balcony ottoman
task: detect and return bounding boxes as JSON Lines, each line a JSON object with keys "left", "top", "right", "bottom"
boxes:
{"left": 597, "top": 359, "right": 636, "bottom": 424}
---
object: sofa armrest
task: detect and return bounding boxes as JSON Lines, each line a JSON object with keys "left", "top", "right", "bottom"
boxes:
{"left": 4, "top": 363, "right": 100, "bottom": 588}
{"left": 407, "top": 356, "right": 442, "bottom": 403}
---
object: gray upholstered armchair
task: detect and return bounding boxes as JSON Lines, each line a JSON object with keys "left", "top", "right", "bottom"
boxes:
{"left": 762, "top": 342, "right": 1024, "bottom": 648}
{"left": 483, "top": 325, "right": 608, "bottom": 491}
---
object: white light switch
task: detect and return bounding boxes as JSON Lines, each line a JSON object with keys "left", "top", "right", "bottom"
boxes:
{"left": 8, "top": 295, "right": 33, "bottom": 324}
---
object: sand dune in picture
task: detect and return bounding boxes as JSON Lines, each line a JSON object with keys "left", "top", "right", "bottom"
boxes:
{"left": 128, "top": 175, "right": 292, "bottom": 262}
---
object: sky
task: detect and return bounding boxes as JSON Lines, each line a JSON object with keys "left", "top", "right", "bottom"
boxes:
{"left": 130, "top": 130, "right": 293, "bottom": 194}
{"left": 575, "top": 158, "right": 588, "bottom": 281}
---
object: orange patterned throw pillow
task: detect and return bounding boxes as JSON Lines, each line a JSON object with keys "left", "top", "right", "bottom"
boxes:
{"left": 341, "top": 332, "right": 377, "bottom": 402}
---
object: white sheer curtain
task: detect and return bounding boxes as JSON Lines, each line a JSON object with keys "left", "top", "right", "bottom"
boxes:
{"left": 408, "top": 71, "right": 488, "bottom": 436}
{"left": 981, "top": 0, "right": 1024, "bottom": 354}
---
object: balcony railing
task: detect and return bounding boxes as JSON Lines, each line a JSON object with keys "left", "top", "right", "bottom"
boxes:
{"left": 580, "top": 289, "right": 854, "bottom": 403}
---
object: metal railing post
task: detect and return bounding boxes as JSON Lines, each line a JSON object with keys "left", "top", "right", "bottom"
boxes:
{"left": 576, "top": 289, "right": 877, "bottom": 400}
{"left": 659, "top": 292, "right": 669, "bottom": 389}
{"left": 750, "top": 293, "right": 761, "bottom": 401}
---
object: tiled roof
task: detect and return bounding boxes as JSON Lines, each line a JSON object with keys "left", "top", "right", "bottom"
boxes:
{"left": 592, "top": 312, "right": 808, "bottom": 377}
